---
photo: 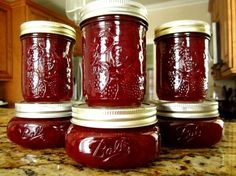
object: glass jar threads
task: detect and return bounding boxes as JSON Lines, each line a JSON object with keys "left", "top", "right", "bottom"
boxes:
{"left": 154, "top": 100, "right": 223, "bottom": 148}
{"left": 79, "top": 0, "right": 148, "bottom": 106}
{"left": 65, "top": 103, "right": 160, "bottom": 169}
{"left": 20, "top": 21, "right": 76, "bottom": 102}
{"left": 154, "top": 20, "right": 211, "bottom": 101}
{"left": 7, "top": 102, "right": 72, "bottom": 149}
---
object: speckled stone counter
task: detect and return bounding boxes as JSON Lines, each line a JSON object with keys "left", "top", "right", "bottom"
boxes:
{"left": 0, "top": 108, "right": 235, "bottom": 176}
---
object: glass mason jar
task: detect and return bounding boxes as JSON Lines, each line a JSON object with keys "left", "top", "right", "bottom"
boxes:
{"left": 79, "top": 0, "right": 148, "bottom": 106}
{"left": 65, "top": 103, "right": 160, "bottom": 169}
{"left": 7, "top": 102, "right": 72, "bottom": 149}
{"left": 154, "top": 20, "right": 211, "bottom": 101}
{"left": 153, "top": 100, "right": 223, "bottom": 148}
{"left": 20, "top": 21, "right": 76, "bottom": 102}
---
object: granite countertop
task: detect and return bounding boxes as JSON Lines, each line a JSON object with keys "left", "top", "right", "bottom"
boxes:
{"left": 0, "top": 108, "right": 236, "bottom": 176}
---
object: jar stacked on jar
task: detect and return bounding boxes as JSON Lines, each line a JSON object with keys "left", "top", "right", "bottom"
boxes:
{"left": 153, "top": 20, "right": 223, "bottom": 148}
{"left": 7, "top": 21, "right": 76, "bottom": 149}
{"left": 64, "top": 0, "right": 161, "bottom": 169}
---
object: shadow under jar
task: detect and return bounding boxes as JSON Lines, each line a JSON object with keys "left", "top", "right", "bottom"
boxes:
{"left": 7, "top": 102, "right": 72, "bottom": 149}
{"left": 20, "top": 21, "right": 76, "bottom": 102}
{"left": 153, "top": 100, "right": 223, "bottom": 148}
{"left": 79, "top": 0, "right": 148, "bottom": 106}
{"left": 65, "top": 103, "right": 160, "bottom": 169}
{"left": 154, "top": 20, "right": 211, "bottom": 101}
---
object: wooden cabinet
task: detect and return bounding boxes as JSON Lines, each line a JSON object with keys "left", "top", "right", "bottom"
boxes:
{"left": 25, "top": 2, "right": 82, "bottom": 55}
{"left": 0, "top": 2, "right": 12, "bottom": 80}
{"left": 26, "top": 4, "right": 51, "bottom": 21}
{"left": 0, "top": 0, "right": 82, "bottom": 106}
{"left": 209, "top": 0, "right": 236, "bottom": 79}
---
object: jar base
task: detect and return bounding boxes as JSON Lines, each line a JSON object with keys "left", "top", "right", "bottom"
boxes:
{"left": 86, "top": 100, "right": 141, "bottom": 107}
{"left": 7, "top": 117, "right": 71, "bottom": 149}
{"left": 157, "top": 96, "right": 207, "bottom": 102}
{"left": 158, "top": 118, "right": 223, "bottom": 148}
{"left": 65, "top": 124, "right": 160, "bottom": 169}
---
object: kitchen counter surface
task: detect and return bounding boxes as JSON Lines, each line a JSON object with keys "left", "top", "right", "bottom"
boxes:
{"left": 0, "top": 108, "right": 236, "bottom": 176}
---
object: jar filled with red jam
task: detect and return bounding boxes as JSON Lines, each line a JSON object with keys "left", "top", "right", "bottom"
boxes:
{"left": 65, "top": 103, "right": 160, "bottom": 169}
{"left": 7, "top": 102, "right": 72, "bottom": 149}
{"left": 79, "top": 0, "right": 148, "bottom": 106}
{"left": 154, "top": 20, "right": 211, "bottom": 101}
{"left": 154, "top": 100, "right": 223, "bottom": 148}
{"left": 20, "top": 21, "right": 76, "bottom": 102}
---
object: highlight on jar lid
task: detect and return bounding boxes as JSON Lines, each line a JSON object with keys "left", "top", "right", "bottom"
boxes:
{"left": 154, "top": 100, "right": 219, "bottom": 119}
{"left": 71, "top": 103, "right": 157, "bottom": 129}
{"left": 78, "top": 0, "right": 148, "bottom": 25}
{"left": 154, "top": 100, "right": 218, "bottom": 112}
{"left": 20, "top": 20, "right": 76, "bottom": 40}
{"left": 15, "top": 102, "right": 72, "bottom": 118}
{"left": 154, "top": 20, "right": 211, "bottom": 38}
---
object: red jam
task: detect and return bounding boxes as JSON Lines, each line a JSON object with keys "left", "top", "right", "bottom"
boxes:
{"left": 7, "top": 102, "right": 72, "bottom": 149}
{"left": 154, "top": 20, "right": 210, "bottom": 101}
{"left": 7, "top": 117, "right": 71, "bottom": 149}
{"left": 154, "top": 100, "right": 223, "bottom": 148}
{"left": 81, "top": 15, "right": 148, "bottom": 106}
{"left": 20, "top": 21, "right": 76, "bottom": 102}
{"left": 65, "top": 124, "right": 160, "bottom": 169}
{"left": 157, "top": 117, "right": 223, "bottom": 148}
{"left": 65, "top": 103, "right": 159, "bottom": 169}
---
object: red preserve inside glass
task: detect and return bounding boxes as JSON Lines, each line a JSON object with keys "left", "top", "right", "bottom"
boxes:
{"left": 65, "top": 103, "right": 160, "bottom": 169}
{"left": 7, "top": 102, "right": 72, "bottom": 149}
{"left": 20, "top": 21, "right": 76, "bottom": 102}
{"left": 66, "top": 124, "right": 160, "bottom": 169}
{"left": 7, "top": 117, "right": 71, "bottom": 149}
{"left": 158, "top": 118, "right": 223, "bottom": 148}
{"left": 154, "top": 20, "right": 211, "bottom": 101}
{"left": 80, "top": 1, "right": 148, "bottom": 106}
{"left": 154, "top": 101, "right": 223, "bottom": 148}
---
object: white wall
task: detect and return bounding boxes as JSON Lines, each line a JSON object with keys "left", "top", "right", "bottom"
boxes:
{"left": 146, "top": 0, "right": 210, "bottom": 42}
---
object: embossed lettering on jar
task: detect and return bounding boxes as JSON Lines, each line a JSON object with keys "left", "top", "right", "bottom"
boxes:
{"left": 20, "top": 21, "right": 76, "bottom": 102}
{"left": 65, "top": 103, "right": 160, "bottom": 169}
{"left": 154, "top": 100, "right": 223, "bottom": 148}
{"left": 79, "top": 0, "right": 148, "bottom": 106}
{"left": 7, "top": 102, "right": 72, "bottom": 149}
{"left": 154, "top": 20, "right": 211, "bottom": 101}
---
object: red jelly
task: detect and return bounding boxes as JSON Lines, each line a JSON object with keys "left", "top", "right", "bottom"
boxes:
{"left": 20, "top": 21, "right": 76, "bottom": 102}
{"left": 79, "top": 0, "right": 148, "bottom": 106}
{"left": 154, "top": 20, "right": 211, "bottom": 101}
{"left": 7, "top": 102, "right": 72, "bottom": 149}
{"left": 66, "top": 103, "right": 160, "bottom": 169}
{"left": 154, "top": 100, "right": 223, "bottom": 148}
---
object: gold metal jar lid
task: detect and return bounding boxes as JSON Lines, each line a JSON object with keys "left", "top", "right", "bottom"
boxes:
{"left": 15, "top": 111, "right": 71, "bottom": 119}
{"left": 152, "top": 100, "right": 219, "bottom": 119}
{"left": 71, "top": 103, "right": 157, "bottom": 129}
{"left": 154, "top": 20, "right": 211, "bottom": 38}
{"left": 15, "top": 102, "right": 72, "bottom": 118}
{"left": 20, "top": 20, "right": 76, "bottom": 40}
{"left": 15, "top": 102, "right": 72, "bottom": 112}
{"left": 79, "top": 0, "right": 148, "bottom": 25}
{"left": 154, "top": 100, "right": 218, "bottom": 112}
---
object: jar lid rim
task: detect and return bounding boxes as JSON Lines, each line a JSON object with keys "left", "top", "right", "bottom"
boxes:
{"left": 154, "top": 20, "right": 211, "bottom": 38}
{"left": 156, "top": 111, "right": 219, "bottom": 119}
{"left": 20, "top": 20, "right": 76, "bottom": 40}
{"left": 15, "top": 111, "right": 72, "bottom": 119}
{"left": 15, "top": 102, "right": 72, "bottom": 113}
{"left": 77, "top": 0, "right": 148, "bottom": 25}
{"left": 71, "top": 103, "right": 157, "bottom": 128}
{"left": 152, "top": 100, "right": 219, "bottom": 119}
{"left": 152, "top": 100, "right": 218, "bottom": 111}
{"left": 71, "top": 116, "right": 157, "bottom": 129}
